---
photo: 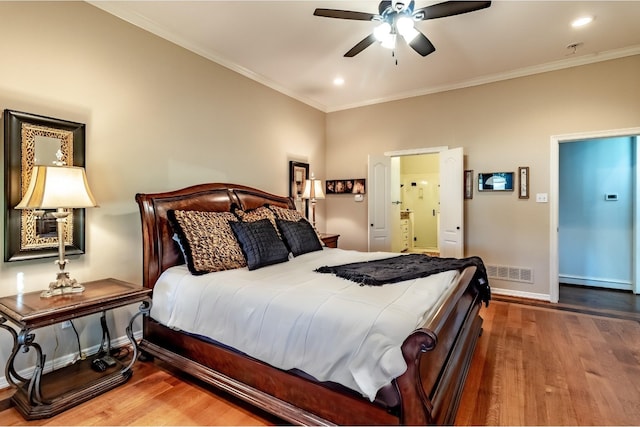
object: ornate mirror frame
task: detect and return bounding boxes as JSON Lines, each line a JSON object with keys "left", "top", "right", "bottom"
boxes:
{"left": 289, "top": 161, "right": 309, "bottom": 218}
{"left": 3, "top": 110, "right": 87, "bottom": 262}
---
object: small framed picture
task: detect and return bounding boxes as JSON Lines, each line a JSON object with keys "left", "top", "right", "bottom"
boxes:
{"left": 518, "top": 166, "right": 529, "bottom": 199}
{"left": 478, "top": 172, "right": 514, "bottom": 192}
{"left": 464, "top": 170, "right": 473, "bottom": 199}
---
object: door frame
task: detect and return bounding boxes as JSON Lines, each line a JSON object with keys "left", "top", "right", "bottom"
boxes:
{"left": 550, "top": 127, "right": 640, "bottom": 302}
{"left": 383, "top": 145, "right": 449, "bottom": 252}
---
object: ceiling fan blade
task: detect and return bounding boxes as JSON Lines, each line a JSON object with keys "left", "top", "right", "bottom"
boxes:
{"left": 313, "top": 8, "right": 376, "bottom": 21}
{"left": 344, "top": 34, "right": 377, "bottom": 57}
{"left": 378, "top": 1, "right": 392, "bottom": 15}
{"left": 414, "top": 1, "right": 491, "bottom": 20}
{"left": 409, "top": 31, "right": 436, "bottom": 56}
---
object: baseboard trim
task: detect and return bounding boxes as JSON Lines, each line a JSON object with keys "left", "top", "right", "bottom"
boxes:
{"left": 490, "top": 287, "right": 550, "bottom": 302}
{"left": 492, "top": 293, "right": 640, "bottom": 323}
{"left": 559, "top": 274, "right": 632, "bottom": 291}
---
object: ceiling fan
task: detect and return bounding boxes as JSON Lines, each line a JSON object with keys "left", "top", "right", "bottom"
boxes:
{"left": 314, "top": 1, "right": 491, "bottom": 57}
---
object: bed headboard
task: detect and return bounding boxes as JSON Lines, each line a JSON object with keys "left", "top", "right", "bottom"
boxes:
{"left": 135, "top": 183, "right": 296, "bottom": 289}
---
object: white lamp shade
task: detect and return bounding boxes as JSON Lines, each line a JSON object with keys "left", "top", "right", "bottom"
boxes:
{"left": 302, "top": 178, "right": 325, "bottom": 200}
{"left": 16, "top": 165, "right": 98, "bottom": 209}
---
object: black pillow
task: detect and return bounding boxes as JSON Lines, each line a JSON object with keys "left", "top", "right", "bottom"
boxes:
{"left": 230, "top": 218, "right": 290, "bottom": 270}
{"left": 276, "top": 218, "right": 323, "bottom": 257}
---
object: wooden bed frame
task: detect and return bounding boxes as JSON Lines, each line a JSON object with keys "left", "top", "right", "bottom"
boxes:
{"left": 135, "top": 183, "right": 485, "bottom": 425}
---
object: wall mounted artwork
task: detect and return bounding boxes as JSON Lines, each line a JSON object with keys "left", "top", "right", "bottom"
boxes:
{"left": 518, "top": 166, "right": 530, "bottom": 199}
{"left": 289, "top": 161, "right": 309, "bottom": 217}
{"left": 3, "top": 110, "right": 87, "bottom": 261}
{"left": 326, "top": 179, "right": 365, "bottom": 194}
{"left": 477, "top": 172, "right": 514, "bottom": 192}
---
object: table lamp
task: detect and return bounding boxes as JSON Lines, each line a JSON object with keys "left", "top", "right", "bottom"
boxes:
{"left": 16, "top": 164, "right": 98, "bottom": 298}
{"left": 302, "top": 173, "right": 325, "bottom": 229}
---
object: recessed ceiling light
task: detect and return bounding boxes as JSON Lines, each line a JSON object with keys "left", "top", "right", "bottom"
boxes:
{"left": 333, "top": 77, "right": 345, "bottom": 86}
{"left": 572, "top": 16, "right": 594, "bottom": 28}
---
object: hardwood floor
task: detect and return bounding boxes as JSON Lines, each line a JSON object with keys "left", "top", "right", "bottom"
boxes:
{"left": 560, "top": 284, "right": 640, "bottom": 315}
{"left": 455, "top": 300, "right": 640, "bottom": 425}
{"left": 2, "top": 292, "right": 639, "bottom": 425}
{"left": 0, "top": 360, "right": 283, "bottom": 426}
{"left": 495, "top": 284, "right": 640, "bottom": 322}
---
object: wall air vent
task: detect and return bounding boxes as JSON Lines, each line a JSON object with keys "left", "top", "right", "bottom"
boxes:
{"left": 486, "top": 264, "right": 533, "bottom": 284}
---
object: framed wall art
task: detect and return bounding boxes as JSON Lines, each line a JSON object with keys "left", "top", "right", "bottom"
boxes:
{"left": 464, "top": 170, "right": 473, "bottom": 199}
{"left": 289, "top": 161, "right": 309, "bottom": 217}
{"left": 518, "top": 166, "right": 530, "bottom": 199}
{"left": 4, "top": 110, "right": 87, "bottom": 262}
{"left": 477, "top": 172, "right": 514, "bottom": 192}
{"left": 326, "top": 179, "right": 365, "bottom": 194}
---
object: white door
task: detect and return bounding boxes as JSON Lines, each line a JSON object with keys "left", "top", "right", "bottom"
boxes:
{"left": 390, "top": 157, "right": 402, "bottom": 252}
{"left": 369, "top": 148, "right": 464, "bottom": 256}
{"left": 368, "top": 155, "right": 391, "bottom": 252}
{"left": 439, "top": 147, "right": 464, "bottom": 258}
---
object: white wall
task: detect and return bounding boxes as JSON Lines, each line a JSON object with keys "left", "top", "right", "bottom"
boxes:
{"left": 0, "top": 2, "right": 325, "bottom": 381}
{"left": 326, "top": 55, "right": 640, "bottom": 299}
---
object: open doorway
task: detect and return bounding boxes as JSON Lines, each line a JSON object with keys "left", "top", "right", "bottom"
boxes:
{"left": 559, "top": 136, "right": 635, "bottom": 291}
{"left": 368, "top": 147, "right": 463, "bottom": 258}
{"left": 550, "top": 127, "right": 640, "bottom": 303}
{"left": 394, "top": 153, "right": 440, "bottom": 255}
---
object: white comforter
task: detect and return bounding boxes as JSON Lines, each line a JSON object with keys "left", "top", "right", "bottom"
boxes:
{"left": 151, "top": 248, "right": 459, "bottom": 401}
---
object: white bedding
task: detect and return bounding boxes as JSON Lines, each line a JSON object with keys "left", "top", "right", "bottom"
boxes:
{"left": 151, "top": 248, "right": 460, "bottom": 401}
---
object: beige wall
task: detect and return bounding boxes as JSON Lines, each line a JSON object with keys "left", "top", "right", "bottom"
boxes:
{"left": 0, "top": 2, "right": 325, "bottom": 376}
{"left": 325, "top": 55, "right": 640, "bottom": 298}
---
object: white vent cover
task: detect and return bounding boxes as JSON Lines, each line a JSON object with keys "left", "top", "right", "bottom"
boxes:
{"left": 486, "top": 264, "right": 533, "bottom": 284}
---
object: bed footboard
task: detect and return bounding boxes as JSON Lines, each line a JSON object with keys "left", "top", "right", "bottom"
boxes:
{"left": 139, "top": 265, "right": 484, "bottom": 426}
{"left": 397, "top": 266, "right": 483, "bottom": 425}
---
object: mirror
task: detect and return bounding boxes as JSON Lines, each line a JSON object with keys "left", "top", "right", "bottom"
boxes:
{"left": 289, "top": 161, "right": 309, "bottom": 217}
{"left": 3, "top": 110, "right": 87, "bottom": 262}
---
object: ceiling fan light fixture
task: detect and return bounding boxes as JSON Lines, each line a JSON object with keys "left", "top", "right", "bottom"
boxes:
{"left": 374, "top": 22, "right": 392, "bottom": 41}
{"left": 315, "top": 0, "right": 492, "bottom": 58}
{"left": 397, "top": 15, "right": 418, "bottom": 42}
{"left": 381, "top": 33, "right": 396, "bottom": 49}
{"left": 392, "top": 1, "right": 407, "bottom": 12}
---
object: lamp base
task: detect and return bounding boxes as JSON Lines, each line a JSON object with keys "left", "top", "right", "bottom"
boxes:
{"left": 40, "top": 272, "right": 85, "bottom": 298}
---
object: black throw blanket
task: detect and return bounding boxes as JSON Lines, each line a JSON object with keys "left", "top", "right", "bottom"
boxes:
{"left": 315, "top": 254, "right": 491, "bottom": 306}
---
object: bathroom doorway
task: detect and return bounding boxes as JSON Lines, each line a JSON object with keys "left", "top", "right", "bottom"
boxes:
{"left": 397, "top": 153, "right": 440, "bottom": 255}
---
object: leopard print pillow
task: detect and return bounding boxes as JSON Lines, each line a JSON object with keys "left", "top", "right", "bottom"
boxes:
{"left": 232, "top": 204, "right": 275, "bottom": 222}
{"left": 231, "top": 205, "right": 281, "bottom": 237}
{"left": 168, "top": 210, "right": 246, "bottom": 275}
{"left": 267, "top": 205, "right": 304, "bottom": 222}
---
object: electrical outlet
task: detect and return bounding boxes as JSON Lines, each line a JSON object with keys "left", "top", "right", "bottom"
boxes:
{"left": 535, "top": 193, "right": 548, "bottom": 203}
{"left": 61, "top": 320, "right": 72, "bottom": 329}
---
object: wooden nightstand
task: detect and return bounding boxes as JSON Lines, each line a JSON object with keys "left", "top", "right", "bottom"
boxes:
{"left": 0, "top": 278, "right": 151, "bottom": 420}
{"left": 319, "top": 233, "right": 340, "bottom": 248}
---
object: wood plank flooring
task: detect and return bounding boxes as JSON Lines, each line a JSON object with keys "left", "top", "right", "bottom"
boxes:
{"left": 455, "top": 300, "right": 640, "bottom": 425}
{"left": 2, "top": 296, "right": 640, "bottom": 425}
{"left": 0, "top": 360, "right": 282, "bottom": 426}
{"left": 560, "top": 284, "right": 640, "bottom": 315}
